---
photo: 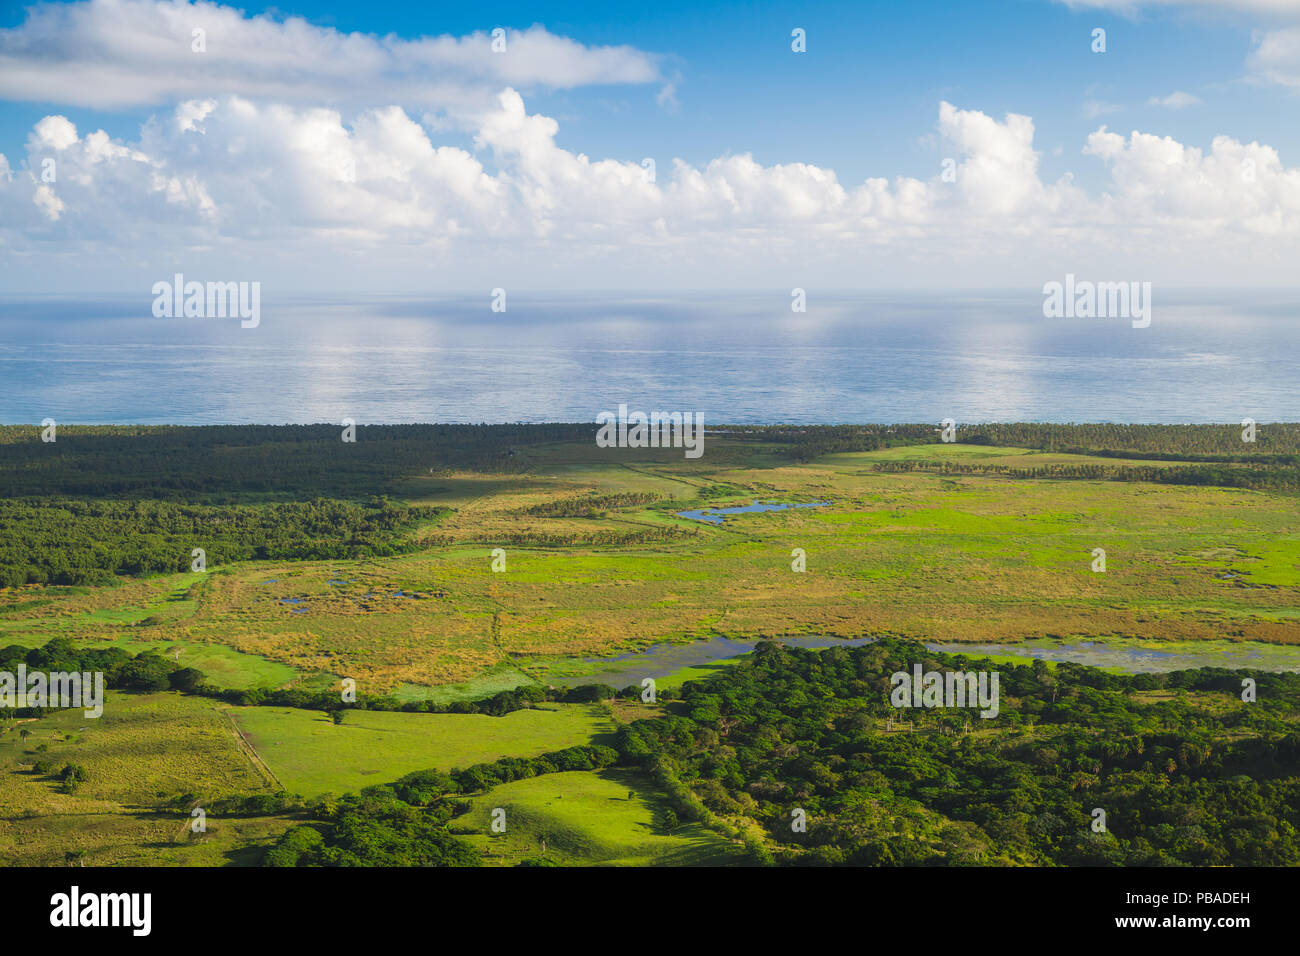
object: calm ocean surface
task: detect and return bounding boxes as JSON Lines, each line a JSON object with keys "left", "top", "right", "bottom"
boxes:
{"left": 0, "top": 291, "right": 1296, "bottom": 425}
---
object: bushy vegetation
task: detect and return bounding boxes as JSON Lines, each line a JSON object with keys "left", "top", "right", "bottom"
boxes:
{"left": 957, "top": 422, "right": 1300, "bottom": 458}
{"left": 617, "top": 639, "right": 1300, "bottom": 866}
{"left": 712, "top": 422, "right": 1300, "bottom": 463}
{"left": 263, "top": 796, "right": 480, "bottom": 867}
{"left": 0, "top": 636, "right": 181, "bottom": 709}
{"left": 516, "top": 492, "right": 664, "bottom": 517}
{"left": 0, "top": 497, "right": 446, "bottom": 586}
{"left": 200, "top": 673, "right": 620, "bottom": 712}
{"left": 872, "top": 459, "right": 1300, "bottom": 492}
{"left": 0, "top": 423, "right": 599, "bottom": 500}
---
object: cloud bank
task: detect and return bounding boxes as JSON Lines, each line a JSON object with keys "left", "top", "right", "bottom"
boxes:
{"left": 0, "top": 0, "right": 660, "bottom": 110}
{"left": 3, "top": 92, "right": 1296, "bottom": 288}
{"left": 0, "top": 0, "right": 1296, "bottom": 288}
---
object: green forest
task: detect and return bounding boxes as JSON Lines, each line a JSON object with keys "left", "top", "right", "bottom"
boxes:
{"left": 0, "top": 497, "right": 446, "bottom": 586}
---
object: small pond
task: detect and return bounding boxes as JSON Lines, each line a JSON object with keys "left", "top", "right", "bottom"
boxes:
{"left": 676, "top": 499, "right": 830, "bottom": 525}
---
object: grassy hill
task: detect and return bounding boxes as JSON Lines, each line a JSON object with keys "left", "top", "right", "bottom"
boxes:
{"left": 453, "top": 769, "right": 748, "bottom": 866}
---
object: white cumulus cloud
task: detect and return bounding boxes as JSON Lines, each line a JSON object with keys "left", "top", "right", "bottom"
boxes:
{"left": 1, "top": 94, "right": 1298, "bottom": 287}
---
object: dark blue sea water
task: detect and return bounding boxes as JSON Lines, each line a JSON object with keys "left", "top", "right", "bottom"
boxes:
{"left": 1, "top": 290, "right": 1296, "bottom": 424}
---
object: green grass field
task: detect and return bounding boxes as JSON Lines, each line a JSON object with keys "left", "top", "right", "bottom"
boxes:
{"left": 157, "top": 467, "right": 1300, "bottom": 689}
{"left": 453, "top": 769, "right": 748, "bottom": 866}
{"left": 0, "top": 691, "right": 290, "bottom": 866}
{"left": 229, "top": 703, "right": 616, "bottom": 798}
{"left": 3, "top": 439, "right": 1299, "bottom": 695}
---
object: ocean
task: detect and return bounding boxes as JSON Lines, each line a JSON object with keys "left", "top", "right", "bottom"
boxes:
{"left": 0, "top": 290, "right": 1296, "bottom": 425}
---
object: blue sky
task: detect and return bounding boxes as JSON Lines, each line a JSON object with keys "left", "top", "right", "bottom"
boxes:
{"left": 0, "top": 0, "right": 1285, "bottom": 190}
{"left": 0, "top": 0, "right": 1297, "bottom": 290}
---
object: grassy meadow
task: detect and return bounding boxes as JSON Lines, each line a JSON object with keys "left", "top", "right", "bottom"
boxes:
{"left": 229, "top": 703, "right": 614, "bottom": 798}
{"left": 453, "top": 769, "right": 748, "bottom": 866}
{"left": 3, "top": 438, "right": 1299, "bottom": 695}
{"left": 0, "top": 691, "right": 289, "bottom": 866}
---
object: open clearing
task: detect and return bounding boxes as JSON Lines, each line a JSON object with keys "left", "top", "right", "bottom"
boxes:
{"left": 453, "top": 769, "right": 748, "bottom": 866}
{"left": 0, "top": 691, "right": 289, "bottom": 866}
{"left": 229, "top": 703, "right": 616, "bottom": 798}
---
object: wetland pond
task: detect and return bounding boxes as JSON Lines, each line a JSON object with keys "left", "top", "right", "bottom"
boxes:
{"left": 555, "top": 635, "right": 1300, "bottom": 689}
{"left": 925, "top": 637, "right": 1300, "bottom": 673}
{"left": 553, "top": 636, "right": 875, "bottom": 687}
{"left": 675, "top": 500, "right": 830, "bottom": 525}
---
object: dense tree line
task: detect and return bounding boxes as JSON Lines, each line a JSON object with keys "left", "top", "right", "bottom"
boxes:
{"left": 0, "top": 423, "right": 599, "bottom": 500}
{"left": 263, "top": 793, "right": 480, "bottom": 867}
{"left": 0, "top": 497, "right": 446, "bottom": 586}
{"left": 871, "top": 459, "right": 1300, "bottom": 492}
{"left": 615, "top": 640, "right": 1300, "bottom": 865}
{"left": 516, "top": 491, "right": 664, "bottom": 517}
{"left": 197, "top": 673, "right": 623, "bottom": 713}
{"left": 708, "top": 424, "right": 935, "bottom": 462}
{"left": 698, "top": 422, "right": 1300, "bottom": 463}
{"left": 955, "top": 422, "right": 1300, "bottom": 457}
{"left": 0, "top": 636, "right": 184, "bottom": 715}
